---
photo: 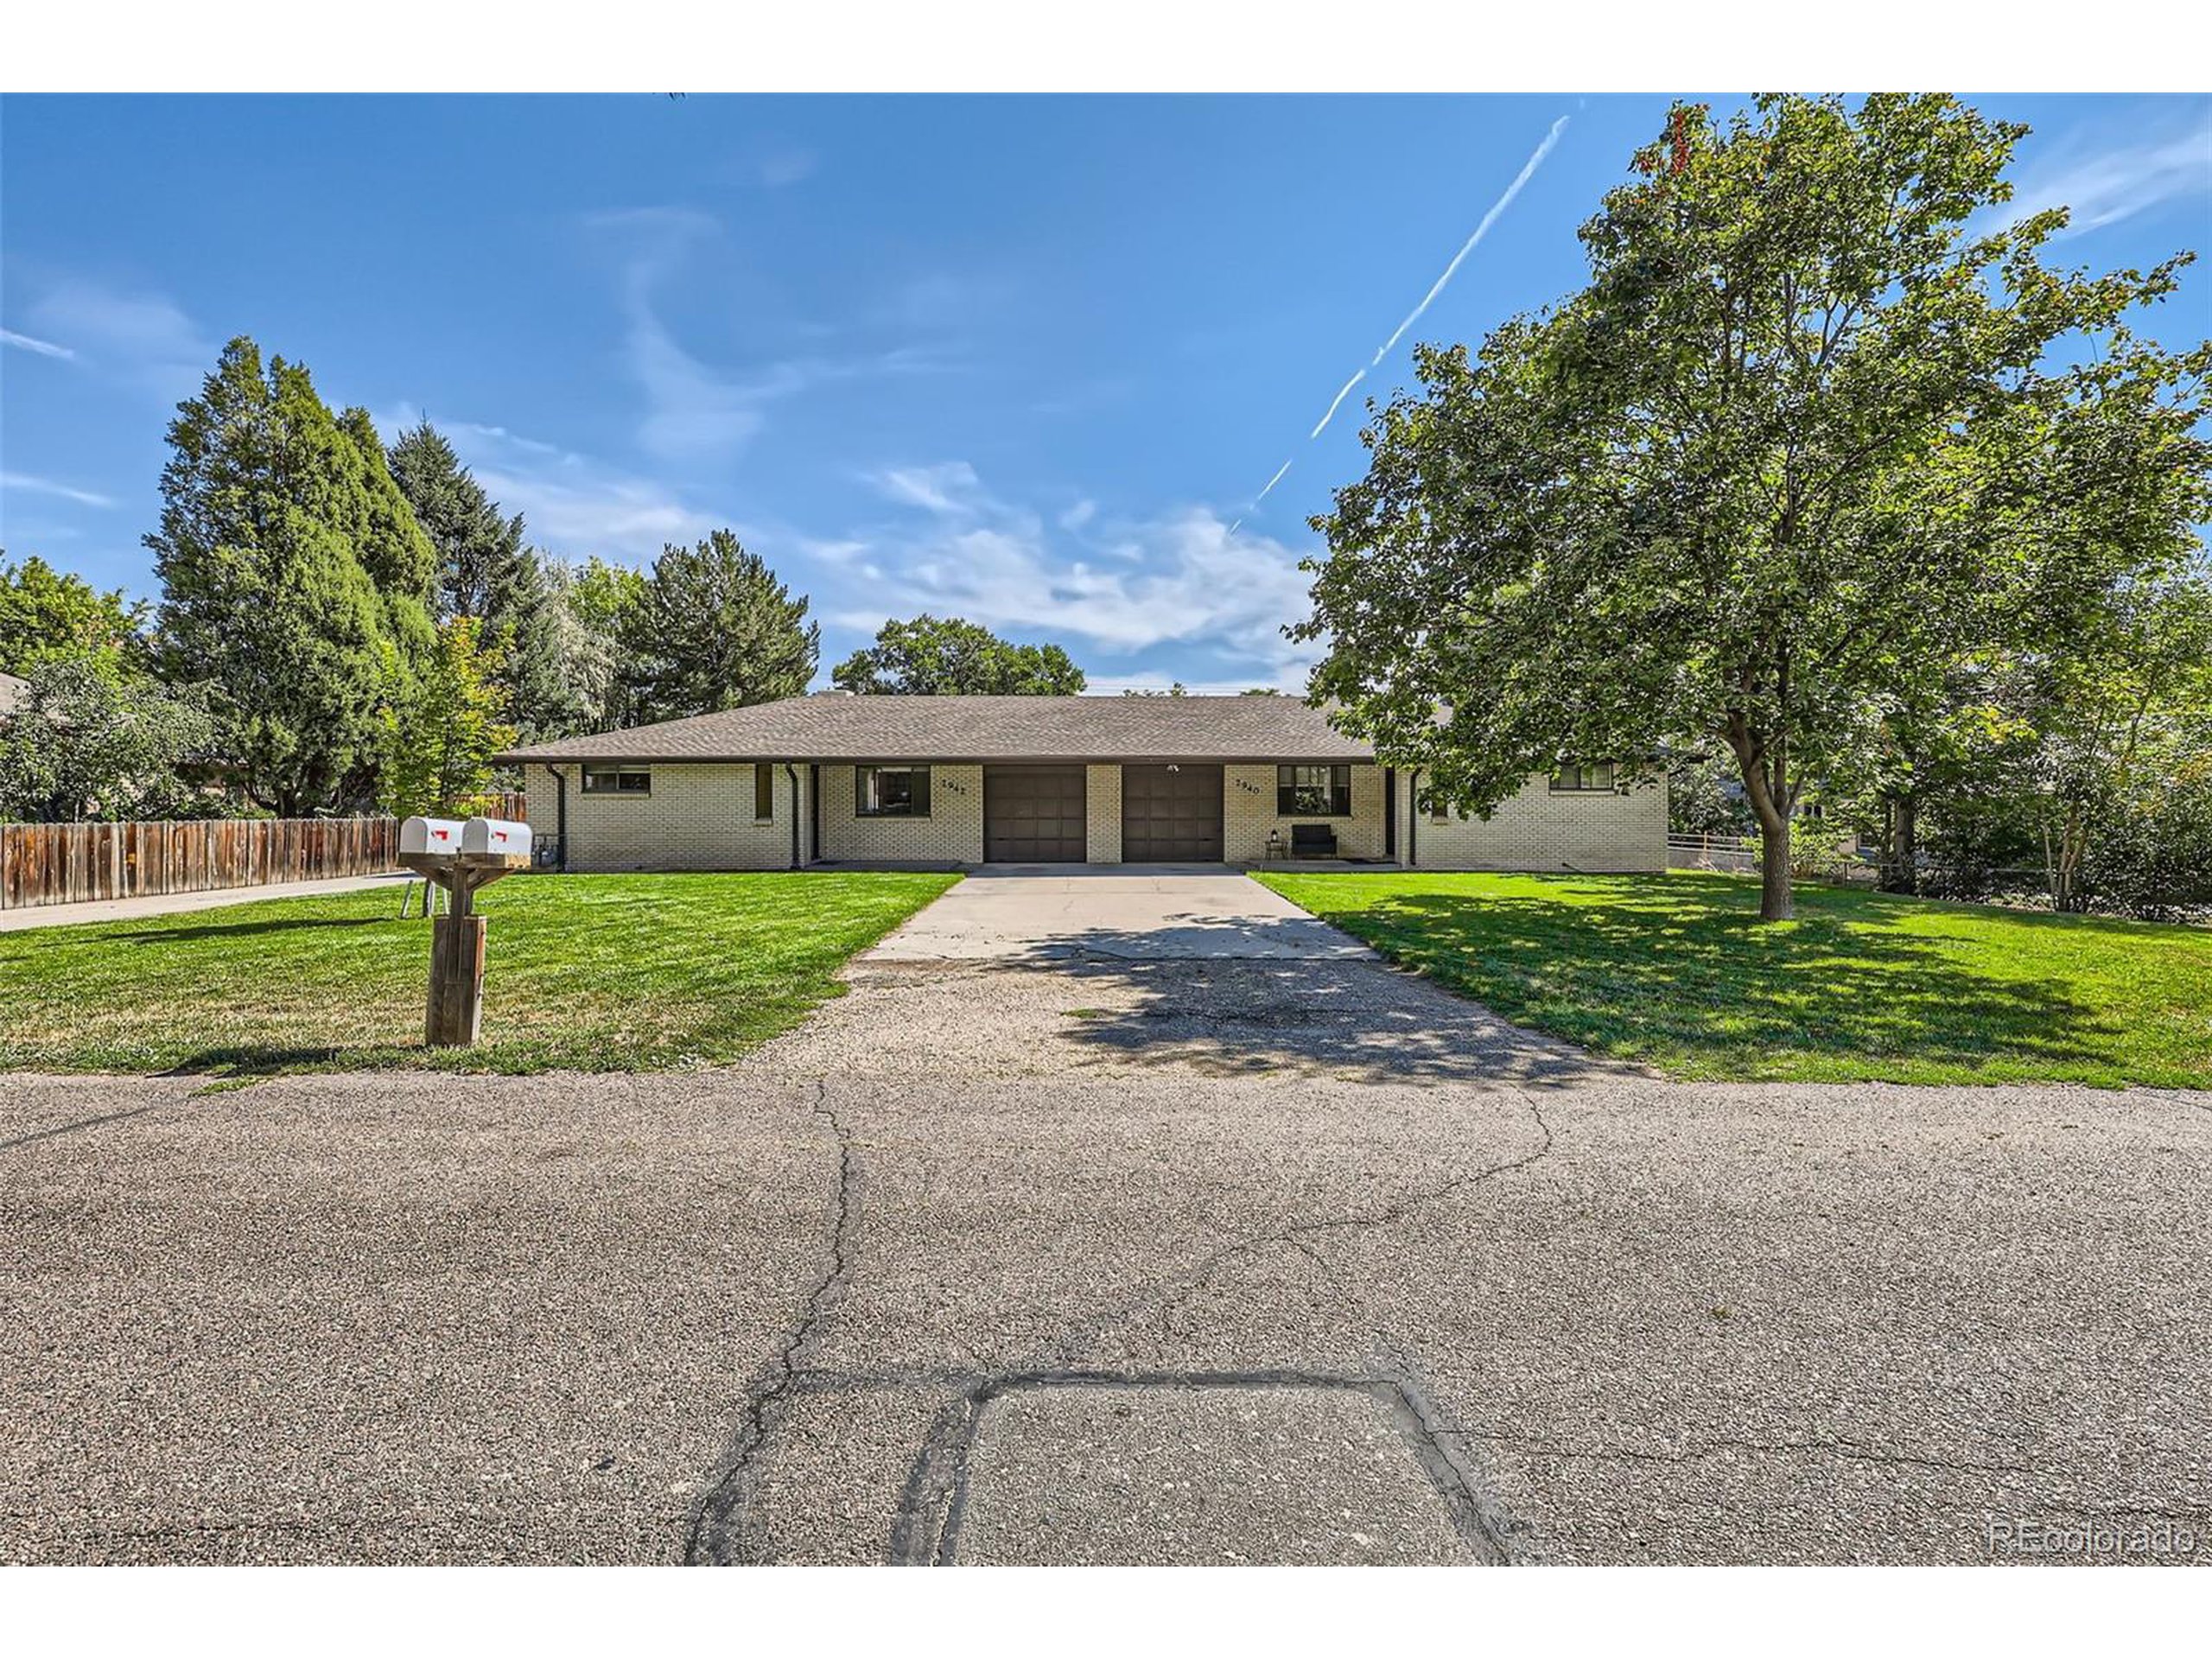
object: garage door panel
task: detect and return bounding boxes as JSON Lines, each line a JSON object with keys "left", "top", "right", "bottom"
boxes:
{"left": 985, "top": 766, "right": 1088, "bottom": 861}
{"left": 1121, "top": 764, "right": 1224, "bottom": 861}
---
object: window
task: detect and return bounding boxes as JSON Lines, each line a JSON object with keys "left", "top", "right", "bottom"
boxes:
{"left": 1277, "top": 764, "right": 1351, "bottom": 817}
{"left": 1430, "top": 797, "right": 1452, "bottom": 823}
{"left": 754, "top": 762, "right": 775, "bottom": 822}
{"left": 856, "top": 765, "right": 931, "bottom": 817}
{"left": 1551, "top": 762, "right": 1617, "bottom": 793}
{"left": 581, "top": 765, "right": 651, "bottom": 796}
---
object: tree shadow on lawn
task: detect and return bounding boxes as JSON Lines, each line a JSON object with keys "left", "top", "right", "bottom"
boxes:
{"left": 1305, "top": 886, "right": 2128, "bottom": 1079}
{"left": 110, "top": 915, "right": 396, "bottom": 945}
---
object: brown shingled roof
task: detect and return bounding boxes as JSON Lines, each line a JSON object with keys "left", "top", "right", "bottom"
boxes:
{"left": 497, "top": 694, "right": 1372, "bottom": 766}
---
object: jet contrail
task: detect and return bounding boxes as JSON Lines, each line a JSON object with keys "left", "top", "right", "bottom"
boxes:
{"left": 1309, "top": 369, "right": 1366, "bottom": 440}
{"left": 1372, "top": 113, "right": 1570, "bottom": 366}
{"left": 1228, "top": 111, "right": 1569, "bottom": 537}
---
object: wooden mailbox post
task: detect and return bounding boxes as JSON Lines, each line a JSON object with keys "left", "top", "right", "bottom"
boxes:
{"left": 397, "top": 816, "right": 532, "bottom": 1047}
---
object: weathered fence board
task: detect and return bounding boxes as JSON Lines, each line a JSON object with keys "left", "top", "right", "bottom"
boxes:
{"left": 0, "top": 794, "right": 524, "bottom": 912}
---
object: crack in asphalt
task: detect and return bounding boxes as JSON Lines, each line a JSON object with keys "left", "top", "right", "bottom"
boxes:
{"left": 683, "top": 1081, "right": 855, "bottom": 1566}
{"left": 1137, "top": 1089, "right": 1556, "bottom": 1344}
{"left": 1437, "top": 1427, "right": 2039, "bottom": 1478}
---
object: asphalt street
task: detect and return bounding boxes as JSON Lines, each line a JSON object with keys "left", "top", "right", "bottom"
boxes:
{"left": 4, "top": 870, "right": 2207, "bottom": 1564}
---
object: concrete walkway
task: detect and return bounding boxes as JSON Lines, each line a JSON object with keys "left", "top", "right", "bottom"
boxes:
{"left": 0, "top": 871, "right": 412, "bottom": 932}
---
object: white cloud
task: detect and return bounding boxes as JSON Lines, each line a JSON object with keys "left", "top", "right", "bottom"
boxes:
{"left": 1058, "top": 499, "right": 1098, "bottom": 531}
{"left": 870, "top": 461, "right": 983, "bottom": 515}
{"left": 827, "top": 462, "right": 1320, "bottom": 678}
{"left": 589, "top": 208, "right": 963, "bottom": 461}
{"left": 754, "top": 149, "right": 817, "bottom": 188}
{"left": 23, "top": 280, "right": 213, "bottom": 399}
{"left": 1, "top": 327, "right": 73, "bottom": 359}
{"left": 378, "top": 404, "right": 721, "bottom": 562}
{"left": 1999, "top": 108, "right": 2212, "bottom": 238}
{"left": 0, "top": 471, "right": 118, "bottom": 509}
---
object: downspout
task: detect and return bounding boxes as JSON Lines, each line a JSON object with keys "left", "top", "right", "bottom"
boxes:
{"left": 785, "top": 764, "right": 802, "bottom": 869}
{"left": 1407, "top": 767, "right": 1421, "bottom": 870}
{"left": 545, "top": 764, "right": 569, "bottom": 872}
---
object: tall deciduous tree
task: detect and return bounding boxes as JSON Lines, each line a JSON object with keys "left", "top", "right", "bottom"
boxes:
{"left": 376, "top": 616, "right": 518, "bottom": 820}
{"left": 147, "top": 337, "right": 439, "bottom": 816}
{"left": 1301, "top": 94, "right": 2210, "bottom": 921}
{"left": 621, "top": 531, "right": 817, "bottom": 721}
{"left": 831, "top": 613, "right": 1086, "bottom": 695}
{"left": 386, "top": 421, "right": 575, "bottom": 738}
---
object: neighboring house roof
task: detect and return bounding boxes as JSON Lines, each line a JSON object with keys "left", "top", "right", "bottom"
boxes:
{"left": 498, "top": 694, "right": 1374, "bottom": 766}
{"left": 0, "top": 671, "right": 27, "bottom": 720}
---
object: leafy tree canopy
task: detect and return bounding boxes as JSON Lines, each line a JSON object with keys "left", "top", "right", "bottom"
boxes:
{"left": 0, "top": 655, "right": 213, "bottom": 823}
{"left": 1301, "top": 93, "right": 2211, "bottom": 920}
{"left": 377, "top": 615, "right": 518, "bottom": 820}
{"left": 831, "top": 613, "right": 1087, "bottom": 696}
{"left": 0, "top": 553, "right": 149, "bottom": 678}
{"left": 620, "top": 531, "right": 817, "bottom": 721}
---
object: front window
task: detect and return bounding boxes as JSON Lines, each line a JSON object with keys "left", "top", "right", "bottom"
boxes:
{"left": 1277, "top": 764, "right": 1351, "bottom": 817}
{"left": 754, "top": 762, "right": 775, "bottom": 821}
{"left": 1551, "top": 762, "right": 1617, "bottom": 792}
{"left": 582, "top": 765, "right": 651, "bottom": 795}
{"left": 856, "top": 765, "right": 931, "bottom": 817}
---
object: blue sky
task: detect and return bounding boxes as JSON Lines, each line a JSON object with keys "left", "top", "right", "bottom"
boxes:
{"left": 3, "top": 93, "right": 2207, "bottom": 690}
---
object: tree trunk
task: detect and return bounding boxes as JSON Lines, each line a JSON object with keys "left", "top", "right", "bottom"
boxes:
{"left": 1726, "top": 723, "right": 1795, "bottom": 924}
{"left": 1756, "top": 807, "right": 1795, "bottom": 920}
{"left": 1879, "top": 792, "right": 1918, "bottom": 894}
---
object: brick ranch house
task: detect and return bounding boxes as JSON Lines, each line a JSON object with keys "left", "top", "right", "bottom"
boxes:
{"left": 498, "top": 693, "right": 1666, "bottom": 873}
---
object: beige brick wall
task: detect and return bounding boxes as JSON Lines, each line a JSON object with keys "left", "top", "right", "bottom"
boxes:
{"left": 522, "top": 760, "right": 797, "bottom": 872}
{"left": 1084, "top": 765, "right": 1122, "bottom": 863}
{"left": 1401, "top": 772, "right": 1666, "bottom": 872}
{"left": 1224, "top": 762, "right": 1389, "bottom": 861}
{"left": 816, "top": 762, "right": 984, "bottom": 864}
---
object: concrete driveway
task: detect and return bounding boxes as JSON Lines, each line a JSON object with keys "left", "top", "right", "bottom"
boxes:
{"left": 4, "top": 867, "right": 2209, "bottom": 1565}
{"left": 863, "top": 864, "right": 1375, "bottom": 962}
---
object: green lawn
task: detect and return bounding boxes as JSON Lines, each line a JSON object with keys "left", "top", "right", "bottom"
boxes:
{"left": 1256, "top": 869, "right": 2212, "bottom": 1088}
{"left": 0, "top": 871, "right": 959, "bottom": 1076}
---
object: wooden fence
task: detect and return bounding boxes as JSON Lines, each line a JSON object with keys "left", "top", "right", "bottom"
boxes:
{"left": 0, "top": 794, "right": 526, "bottom": 912}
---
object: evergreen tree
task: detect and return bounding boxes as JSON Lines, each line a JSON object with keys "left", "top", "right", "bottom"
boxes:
{"left": 147, "top": 337, "right": 437, "bottom": 817}
{"left": 621, "top": 531, "right": 817, "bottom": 721}
{"left": 385, "top": 422, "right": 574, "bottom": 740}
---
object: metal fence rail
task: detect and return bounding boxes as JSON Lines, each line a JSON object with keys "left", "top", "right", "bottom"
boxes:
{"left": 1667, "top": 832, "right": 1758, "bottom": 873}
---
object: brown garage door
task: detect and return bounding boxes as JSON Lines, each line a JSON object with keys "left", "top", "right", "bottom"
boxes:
{"left": 984, "top": 765, "right": 1088, "bottom": 862}
{"left": 1120, "top": 764, "right": 1224, "bottom": 862}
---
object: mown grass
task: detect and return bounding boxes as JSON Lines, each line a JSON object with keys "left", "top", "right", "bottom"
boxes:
{"left": 1256, "top": 869, "right": 2212, "bottom": 1088}
{"left": 0, "top": 871, "right": 959, "bottom": 1076}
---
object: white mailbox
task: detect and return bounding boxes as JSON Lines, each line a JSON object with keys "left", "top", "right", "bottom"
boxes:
{"left": 461, "top": 817, "right": 532, "bottom": 858}
{"left": 400, "top": 817, "right": 466, "bottom": 858}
